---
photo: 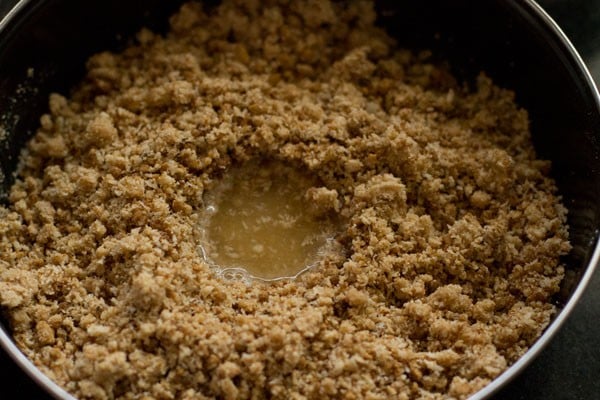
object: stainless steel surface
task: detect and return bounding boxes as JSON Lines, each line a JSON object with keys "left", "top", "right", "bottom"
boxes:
{"left": 0, "top": 1, "right": 598, "bottom": 399}
{"left": 474, "top": 2, "right": 600, "bottom": 397}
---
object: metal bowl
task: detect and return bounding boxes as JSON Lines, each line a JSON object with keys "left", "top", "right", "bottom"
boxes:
{"left": 0, "top": 0, "right": 599, "bottom": 399}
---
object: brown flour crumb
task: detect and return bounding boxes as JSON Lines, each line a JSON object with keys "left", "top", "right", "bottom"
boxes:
{"left": 0, "top": 1, "right": 570, "bottom": 399}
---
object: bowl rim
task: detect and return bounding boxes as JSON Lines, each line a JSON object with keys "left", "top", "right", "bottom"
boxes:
{"left": 467, "top": 0, "right": 600, "bottom": 392}
{"left": 0, "top": 0, "right": 599, "bottom": 399}
{"left": 0, "top": 2, "right": 76, "bottom": 399}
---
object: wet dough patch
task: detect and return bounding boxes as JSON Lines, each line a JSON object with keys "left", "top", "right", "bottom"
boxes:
{"left": 199, "top": 160, "right": 341, "bottom": 282}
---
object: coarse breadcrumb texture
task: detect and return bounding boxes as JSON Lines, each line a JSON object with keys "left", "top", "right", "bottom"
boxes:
{"left": 0, "top": 1, "right": 571, "bottom": 399}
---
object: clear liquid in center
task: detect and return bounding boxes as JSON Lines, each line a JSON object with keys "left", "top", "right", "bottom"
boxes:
{"left": 199, "top": 161, "right": 338, "bottom": 282}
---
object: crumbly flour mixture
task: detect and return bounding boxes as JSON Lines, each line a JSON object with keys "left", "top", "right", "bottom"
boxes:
{"left": 0, "top": 1, "right": 571, "bottom": 399}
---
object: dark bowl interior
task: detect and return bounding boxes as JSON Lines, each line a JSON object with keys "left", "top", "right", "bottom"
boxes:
{"left": 0, "top": 0, "right": 599, "bottom": 398}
